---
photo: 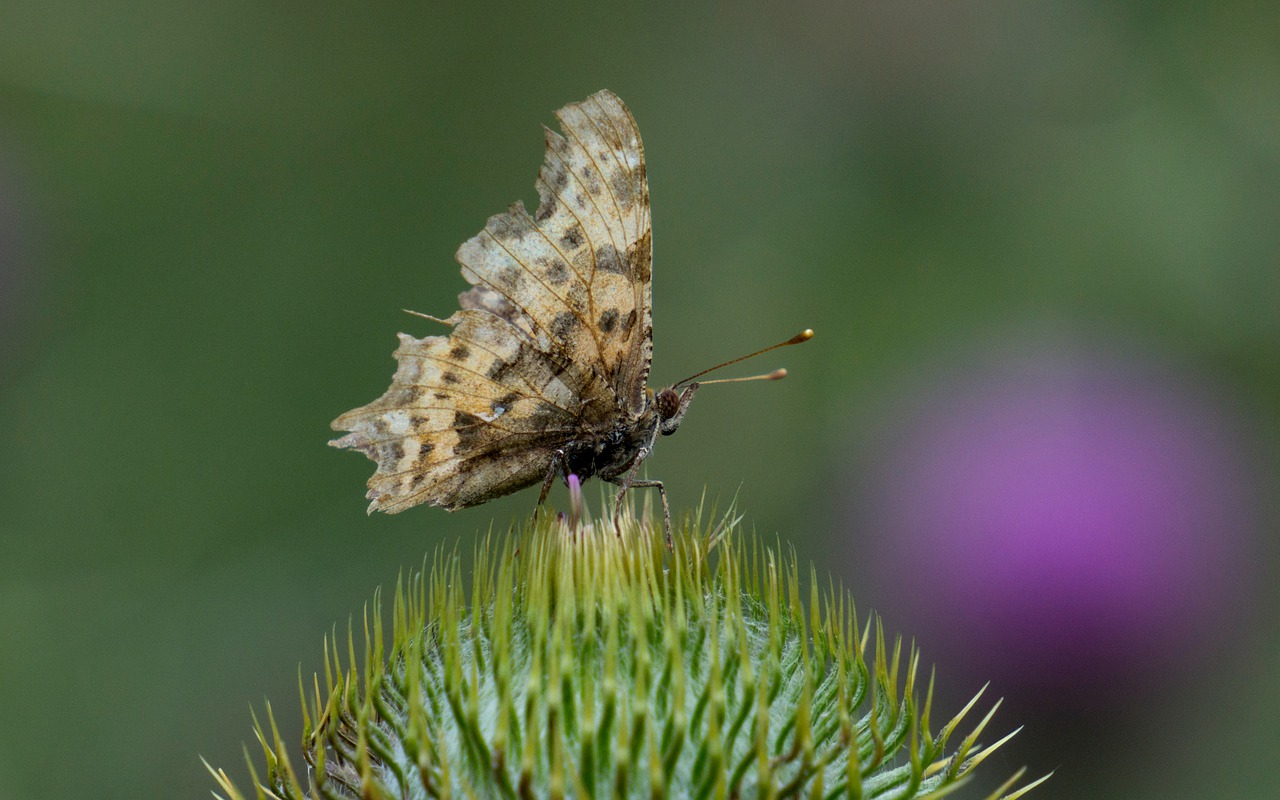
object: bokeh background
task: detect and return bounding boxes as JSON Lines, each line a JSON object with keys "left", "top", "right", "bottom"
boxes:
{"left": 2, "top": 2, "right": 1277, "bottom": 798}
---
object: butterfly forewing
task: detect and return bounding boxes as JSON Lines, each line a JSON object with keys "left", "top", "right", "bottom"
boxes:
{"left": 455, "top": 90, "right": 652, "bottom": 415}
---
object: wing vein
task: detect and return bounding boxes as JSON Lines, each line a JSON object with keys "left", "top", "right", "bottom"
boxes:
{"left": 477, "top": 227, "right": 610, "bottom": 370}
{"left": 582, "top": 94, "right": 641, "bottom": 241}
{"left": 399, "top": 350, "right": 581, "bottom": 418}
{"left": 530, "top": 142, "right": 614, "bottom": 363}
{"left": 449, "top": 327, "right": 590, "bottom": 420}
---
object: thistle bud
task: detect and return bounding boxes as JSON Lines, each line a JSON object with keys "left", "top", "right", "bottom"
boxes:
{"left": 209, "top": 505, "right": 1044, "bottom": 799}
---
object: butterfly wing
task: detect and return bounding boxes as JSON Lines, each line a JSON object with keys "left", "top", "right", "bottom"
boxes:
{"left": 331, "top": 90, "right": 654, "bottom": 514}
{"left": 455, "top": 89, "right": 653, "bottom": 416}
{"left": 330, "top": 309, "right": 616, "bottom": 512}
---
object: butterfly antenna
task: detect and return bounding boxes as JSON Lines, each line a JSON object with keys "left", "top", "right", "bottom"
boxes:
{"left": 697, "top": 369, "right": 788, "bottom": 386}
{"left": 674, "top": 329, "right": 813, "bottom": 387}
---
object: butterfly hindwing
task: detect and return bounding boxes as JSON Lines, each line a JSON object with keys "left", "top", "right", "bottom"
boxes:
{"left": 330, "top": 310, "right": 614, "bottom": 512}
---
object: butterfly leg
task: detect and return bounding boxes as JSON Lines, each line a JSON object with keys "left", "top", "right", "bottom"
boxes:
{"left": 611, "top": 450, "right": 671, "bottom": 548}
{"left": 534, "top": 449, "right": 566, "bottom": 522}
{"left": 610, "top": 447, "right": 647, "bottom": 536}
{"left": 624, "top": 479, "right": 671, "bottom": 550}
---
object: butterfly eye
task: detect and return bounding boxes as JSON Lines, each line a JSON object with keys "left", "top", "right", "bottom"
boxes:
{"left": 656, "top": 388, "right": 681, "bottom": 421}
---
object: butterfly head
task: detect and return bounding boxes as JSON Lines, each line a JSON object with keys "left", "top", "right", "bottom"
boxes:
{"left": 656, "top": 385, "right": 698, "bottom": 436}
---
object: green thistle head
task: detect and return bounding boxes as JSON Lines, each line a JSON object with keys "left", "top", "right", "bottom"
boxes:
{"left": 208, "top": 503, "right": 1046, "bottom": 799}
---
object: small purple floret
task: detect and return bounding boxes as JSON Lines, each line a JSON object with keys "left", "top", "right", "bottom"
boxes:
{"left": 567, "top": 473, "right": 583, "bottom": 530}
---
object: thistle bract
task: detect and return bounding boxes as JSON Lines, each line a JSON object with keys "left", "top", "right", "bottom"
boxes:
{"left": 209, "top": 506, "right": 1044, "bottom": 799}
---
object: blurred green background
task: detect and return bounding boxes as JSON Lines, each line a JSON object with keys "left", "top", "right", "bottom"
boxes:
{"left": 1, "top": 2, "right": 1277, "bottom": 798}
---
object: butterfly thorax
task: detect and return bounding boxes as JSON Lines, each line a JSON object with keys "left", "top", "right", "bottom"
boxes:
{"left": 561, "top": 384, "right": 697, "bottom": 483}
{"left": 563, "top": 411, "right": 660, "bottom": 482}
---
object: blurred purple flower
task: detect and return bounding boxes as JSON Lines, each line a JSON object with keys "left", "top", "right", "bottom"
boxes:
{"left": 848, "top": 341, "right": 1259, "bottom": 705}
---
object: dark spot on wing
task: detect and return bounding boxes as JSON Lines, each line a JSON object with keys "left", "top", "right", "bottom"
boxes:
{"left": 487, "top": 208, "right": 533, "bottom": 242}
{"left": 552, "top": 170, "right": 569, "bottom": 192}
{"left": 598, "top": 308, "right": 619, "bottom": 334}
{"left": 551, "top": 311, "right": 578, "bottom": 341}
{"left": 449, "top": 344, "right": 471, "bottom": 360}
{"left": 487, "top": 342, "right": 537, "bottom": 386}
{"left": 442, "top": 371, "right": 460, "bottom": 385}
{"left": 610, "top": 171, "right": 636, "bottom": 210}
{"left": 545, "top": 260, "right": 568, "bottom": 284}
{"left": 544, "top": 143, "right": 570, "bottom": 192}
{"left": 561, "top": 225, "right": 583, "bottom": 249}
{"left": 386, "top": 442, "right": 405, "bottom": 462}
{"left": 535, "top": 196, "right": 557, "bottom": 221}
{"left": 580, "top": 167, "right": 601, "bottom": 196}
{"left": 434, "top": 392, "right": 450, "bottom": 401}
{"left": 596, "top": 244, "right": 625, "bottom": 275}
{"left": 487, "top": 344, "right": 566, "bottom": 391}
{"left": 415, "top": 441, "right": 435, "bottom": 467}
{"left": 498, "top": 264, "right": 522, "bottom": 288}
{"left": 488, "top": 357, "right": 513, "bottom": 384}
{"left": 564, "top": 284, "right": 589, "bottom": 311}
{"left": 453, "top": 411, "right": 485, "bottom": 452}
{"left": 625, "top": 233, "right": 651, "bottom": 282}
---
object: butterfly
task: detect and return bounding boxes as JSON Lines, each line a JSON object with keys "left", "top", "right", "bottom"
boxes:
{"left": 330, "top": 90, "right": 810, "bottom": 538}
